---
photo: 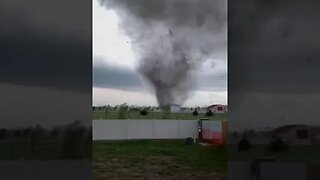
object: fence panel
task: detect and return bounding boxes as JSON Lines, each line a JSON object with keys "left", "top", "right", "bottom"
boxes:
{"left": 93, "top": 120, "right": 200, "bottom": 140}
{"left": 93, "top": 120, "right": 127, "bottom": 140}
{"left": 127, "top": 120, "right": 153, "bottom": 139}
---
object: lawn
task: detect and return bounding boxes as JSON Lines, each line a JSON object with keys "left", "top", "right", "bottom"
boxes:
{"left": 93, "top": 111, "right": 227, "bottom": 120}
{"left": 93, "top": 140, "right": 227, "bottom": 180}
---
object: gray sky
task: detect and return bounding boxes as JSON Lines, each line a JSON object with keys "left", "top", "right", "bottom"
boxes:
{"left": 0, "top": 0, "right": 91, "bottom": 128}
{"left": 228, "top": 0, "right": 320, "bottom": 131}
{"left": 93, "top": 0, "right": 227, "bottom": 107}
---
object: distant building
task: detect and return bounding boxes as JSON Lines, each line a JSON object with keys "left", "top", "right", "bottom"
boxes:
{"left": 170, "top": 104, "right": 181, "bottom": 112}
{"left": 273, "top": 124, "right": 320, "bottom": 145}
{"left": 207, "top": 104, "right": 227, "bottom": 113}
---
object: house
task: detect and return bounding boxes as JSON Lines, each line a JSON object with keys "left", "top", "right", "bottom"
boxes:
{"left": 273, "top": 124, "right": 320, "bottom": 145}
{"left": 170, "top": 104, "right": 181, "bottom": 112}
{"left": 207, "top": 104, "right": 227, "bottom": 113}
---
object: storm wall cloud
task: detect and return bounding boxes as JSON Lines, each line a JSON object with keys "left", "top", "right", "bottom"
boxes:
{"left": 0, "top": 0, "right": 91, "bottom": 93}
{"left": 228, "top": 0, "right": 320, "bottom": 131}
{"left": 98, "top": 0, "right": 227, "bottom": 108}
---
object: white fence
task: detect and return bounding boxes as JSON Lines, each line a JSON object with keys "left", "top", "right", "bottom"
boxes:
{"left": 93, "top": 120, "right": 199, "bottom": 140}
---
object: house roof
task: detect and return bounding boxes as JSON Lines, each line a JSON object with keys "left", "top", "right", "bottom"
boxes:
{"left": 207, "top": 104, "right": 225, "bottom": 108}
{"left": 273, "top": 124, "right": 310, "bottom": 135}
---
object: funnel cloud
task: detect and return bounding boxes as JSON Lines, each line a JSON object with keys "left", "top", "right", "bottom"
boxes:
{"left": 98, "top": 0, "right": 227, "bottom": 108}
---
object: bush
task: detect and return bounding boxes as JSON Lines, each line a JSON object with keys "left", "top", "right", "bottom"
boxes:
{"left": 268, "top": 137, "right": 288, "bottom": 152}
{"left": 238, "top": 137, "right": 251, "bottom": 151}
{"left": 193, "top": 110, "right": 198, "bottom": 116}
{"left": 206, "top": 110, "right": 213, "bottom": 117}
{"left": 51, "top": 128, "right": 58, "bottom": 137}
{"left": 140, "top": 109, "right": 148, "bottom": 116}
{"left": 118, "top": 103, "right": 129, "bottom": 119}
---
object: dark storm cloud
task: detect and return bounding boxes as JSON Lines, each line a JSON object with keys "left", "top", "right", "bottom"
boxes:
{"left": 98, "top": 0, "right": 227, "bottom": 108}
{"left": 93, "top": 57, "right": 226, "bottom": 92}
{"left": 0, "top": 0, "right": 91, "bottom": 93}
{"left": 228, "top": 0, "right": 320, "bottom": 131}
{"left": 93, "top": 57, "right": 144, "bottom": 91}
{"left": 197, "top": 72, "right": 227, "bottom": 92}
{"left": 229, "top": 0, "right": 320, "bottom": 94}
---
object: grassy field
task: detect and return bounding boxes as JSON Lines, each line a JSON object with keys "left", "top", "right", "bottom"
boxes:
{"left": 93, "top": 111, "right": 227, "bottom": 120}
{"left": 229, "top": 144, "right": 320, "bottom": 162}
{"left": 93, "top": 140, "right": 227, "bottom": 180}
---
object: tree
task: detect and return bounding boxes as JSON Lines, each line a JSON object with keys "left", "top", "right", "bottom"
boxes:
{"left": 51, "top": 128, "right": 58, "bottom": 137}
{"left": 62, "top": 120, "right": 86, "bottom": 158}
{"left": 268, "top": 137, "right": 287, "bottom": 152}
{"left": 206, "top": 110, "right": 213, "bottom": 117}
{"left": 238, "top": 135, "right": 251, "bottom": 151}
{"left": 118, "top": 103, "right": 128, "bottom": 119}
{"left": 140, "top": 109, "right": 148, "bottom": 116}
{"left": 193, "top": 109, "right": 198, "bottom": 116}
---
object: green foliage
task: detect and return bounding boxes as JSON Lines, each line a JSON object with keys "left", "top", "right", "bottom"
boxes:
{"left": 206, "top": 110, "right": 213, "bottom": 117}
{"left": 62, "top": 120, "right": 86, "bottom": 159}
{"left": 193, "top": 110, "right": 198, "bottom": 116}
{"left": 268, "top": 138, "right": 288, "bottom": 152}
{"left": 238, "top": 136, "right": 251, "bottom": 151}
{"left": 140, "top": 109, "right": 148, "bottom": 116}
{"left": 118, "top": 103, "right": 129, "bottom": 119}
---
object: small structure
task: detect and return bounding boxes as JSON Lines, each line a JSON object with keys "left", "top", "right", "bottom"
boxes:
{"left": 198, "top": 119, "right": 228, "bottom": 147}
{"left": 207, "top": 104, "right": 227, "bottom": 113}
{"left": 170, "top": 104, "right": 181, "bottom": 112}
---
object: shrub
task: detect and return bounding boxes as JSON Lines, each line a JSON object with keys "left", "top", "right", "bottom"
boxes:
{"left": 238, "top": 137, "right": 251, "bottom": 151}
{"left": 51, "top": 128, "right": 58, "bottom": 137}
{"left": 268, "top": 137, "right": 288, "bottom": 152}
{"left": 118, "top": 103, "right": 129, "bottom": 119}
{"left": 140, "top": 109, "right": 148, "bottom": 116}
{"left": 206, "top": 110, "right": 213, "bottom": 117}
{"left": 193, "top": 110, "right": 198, "bottom": 116}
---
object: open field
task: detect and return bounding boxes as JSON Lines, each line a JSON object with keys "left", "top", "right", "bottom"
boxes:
{"left": 93, "top": 140, "right": 227, "bottom": 180}
{"left": 229, "top": 144, "right": 320, "bottom": 162}
{"left": 93, "top": 111, "right": 227, "bottom": 120}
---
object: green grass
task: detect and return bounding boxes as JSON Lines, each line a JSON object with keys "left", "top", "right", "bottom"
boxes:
{"left": 229, "top": 144, "right": 320, "bottom": 162}
{"left": 93, "top": 111, "right": 227, "bottom": 120}
{"left": 93, "top": 140, "right": 227, "bottom": 180}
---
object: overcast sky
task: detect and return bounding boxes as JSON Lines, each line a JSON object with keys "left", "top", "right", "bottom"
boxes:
{"left": 0, "top": 0, "right": 91, "bottom": 128}
{"left": 93, "top": 0, "right": 227, "bottom": 107}
{"left": 228, "top": 0, "right": 320, "bottom": 131}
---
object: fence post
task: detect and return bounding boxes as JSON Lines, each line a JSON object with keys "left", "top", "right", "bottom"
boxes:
{"left": 126, "top": 120, "right": 129, "bottom": 140}
{"left": 177, "top": 120, "right": 180, "bottom": 139}
{"left": 152, "top": 120, "right": 155, "bottom": 139}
